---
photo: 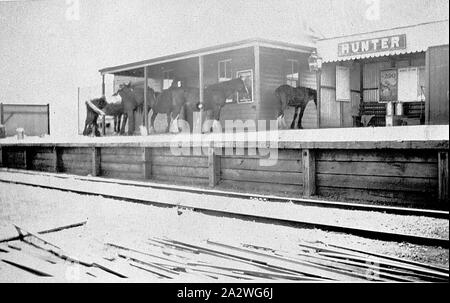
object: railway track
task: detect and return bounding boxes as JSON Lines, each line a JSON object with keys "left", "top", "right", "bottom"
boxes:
{"left": 0, "top": 168, "right": 448, "bottom": 249}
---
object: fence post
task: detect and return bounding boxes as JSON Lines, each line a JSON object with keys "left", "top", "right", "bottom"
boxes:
{"left": 302, "top": 149, "right": 316, "bottom": 197}
{"left": 142, "top": 147, "right": 152, "bottom": 179}
{"left": 53, "top": 146, "right": 61, "bottom": 173}
{"left": 24, "top": 147, "right": 32, "bottom": 170}
{"left": 92, "top": 147, "right": 101, "bottom": 176}
{"left": 438, "top": 151, "right": 448, "bottom": 202}
{"left": 208, "top": 143, "right": 220, "bottom": 187}
{"left": 47, "top": 104, "right": 50, "bottom": 135}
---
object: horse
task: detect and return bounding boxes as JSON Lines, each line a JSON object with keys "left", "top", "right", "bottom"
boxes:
{"left": 202, "top": 78, "right": 249, "bottom": 125}
{"left": 112, "top": 82, "right": 157, "bottom": 135}
{"left": 102, "top": 101, "right": 124, "bottom": 134}
{"left": 148, "top": 78, "right": 248, "bottom": 133}
{"left": 82, "top": 96, "right": 107, "bottom": 136}
{"left": 275, "top": 84, "right": 317, "bottom": 129}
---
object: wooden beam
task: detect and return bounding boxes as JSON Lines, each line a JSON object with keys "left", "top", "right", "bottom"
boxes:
{"left": 101, "top": 74, "right": 106, "bottom": 136}
{"left": 24, "top": 147, "right": 32, "bottom": 170}
{"left": 92, "top": 147, "right": 101, "bottom": 176}
{"left": 438, "top": 152, "right": 448, "bottom": 202}
{"left": 302, "top": 149, "right": 316, "bottom": 197}
{"left": 317, "top": 70, "right": 322, "bottom": 128}
{"left": 142, "top": 147, "right": 152, "bottom": 179}
{"left": 208, "top": 146, "right": 220, "bottom": 187}
{"left": 53, "top": 146, "right": 61, "bottom": 173}
{"left": 0, "top": 146, "right": 5, "bottom": 167}
{"left": 47, "top": 104, "right": 50, "bottom": 135}
{"left": 143, "top": 66, "right": 149, "bottom": 134}
{"left": 199, "top": 55, "right": 204, "bottom": 128}
{"left": 254, "top": 45, "right": 261, "bottom": 123}
{"left": 0, "top": 102, "right": 4, "bottom": 125}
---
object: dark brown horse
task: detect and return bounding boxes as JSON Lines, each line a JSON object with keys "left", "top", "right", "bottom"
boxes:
{"left": 112, "top": 82, "right": 157, "bottom": 135}
{"left": 83, "top": 96, "right": 107, "bottom": 136}
{"left": 202, "top": 78, "right": 249, "bottom": 121}
{"left": 275, "top": 84, "right": 317, "bottom": 129}
{"left": 102, "top": 101, "right": 124, "bottom": 134}
{"left": 150, "top": 78, "right": 248, "bottom": 133}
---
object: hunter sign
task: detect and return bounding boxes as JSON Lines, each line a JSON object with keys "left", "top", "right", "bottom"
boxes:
{"left": 338, "top": 34, "right": 406, "bottom": 57}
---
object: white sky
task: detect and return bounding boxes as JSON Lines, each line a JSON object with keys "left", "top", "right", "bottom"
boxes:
{"left": 0, "top": 0, "right": 448, "bottom": 135}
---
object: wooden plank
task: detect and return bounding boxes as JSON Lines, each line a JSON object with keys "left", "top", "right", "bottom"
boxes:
{"left": 101, "top": 147, "right": 142, "bottom": 156}
{"left": 152, "top": 165, "right": 209, "bottom": 178}
{"left": 317, "top": 161, "right": 437, "bottom": 178}
{"left": 101, "top": 170, "right": 143, "bottom": 181}
{"left": 101, "top": 162, "right": 143, "bottom": 173}
{"left": 61, "top": 153, "right": 91, "bottom": 162}
{"left": 61, "top": 147, "right": 91, "bottom": 155}
{"left": 208, "top": 147, "right": 220, "bottom": 187}
{"left": 152, "top": 155, "right": 208, "bottom": 167}
{"left": 142, "top": 148, "right": 152, "bottom": 179}
{"left": 100, "top": 154, "right": 142, "bottom": 163}
{"left": 302, "top": 149, "right": 316, "bottom": 197}
{"left": 317, "top": 174, "right": 437, "bottom": 193}
{"left": 221, "top": 168, "right": 302, "bottom": 185}
{"left": 153, "top": 175, "right": 208, "bottom": 186}
{"left": 438, "top": 152, "right": 448, "bottom": 202}
{"left": 317, "top": 186, "right": 435, "bottom": 207}
{"left": 316, "top": 150, "right": 438, "bottom": 163}
{"left": 221, "top": 157, "right": 302, "bottom": 172}
{"left": 92, "top": 147, "right": 101, "bottom": 177}
{"left": 219, "top": 180, "right": 303, "bottom": 196}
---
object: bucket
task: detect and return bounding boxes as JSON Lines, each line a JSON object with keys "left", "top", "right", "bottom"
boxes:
{"left": 386, "top": 102, "right": 394, "bottom": 116}
{"left": 16, "top": 128, "right": 24, "bottom": 140}
{"left": 395, "top": 102, "right": 404, "bottom": 116}
{"left": 0, "top": 124, "right": 5, "bottom": 138}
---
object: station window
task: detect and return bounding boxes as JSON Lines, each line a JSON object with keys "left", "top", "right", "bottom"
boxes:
{"left": 218, "top": 59, "right": 233, "bottom": 102}
{"left": 218, "top": 59, "right": 232, "bottom": 82}
{"left": 286, "top": 59, "right": 299, "bottom": 87}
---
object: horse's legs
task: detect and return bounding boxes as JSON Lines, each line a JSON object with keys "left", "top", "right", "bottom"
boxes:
{"left": 150, "top": 110, "right": 158, "bottom": 133}
{"left": 120, "top": 114, "right": 128, "bottom": 135}
{"left": 290, "top": 106, "right": 299, "bottom": 129}
{"left": 165, "top": 112, "right": 172, "bottom": 133}
{"left": 127, "top": 110, "right": 135, "bottom": 135}
{"left": 297, "top": 103, "right": 307, "bottom": 129}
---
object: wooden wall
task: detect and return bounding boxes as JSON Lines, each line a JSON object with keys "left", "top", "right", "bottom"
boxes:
{"left": 316, "top": 149, "right": 439, "bottom": 207}
{"left": 426, "top": 45, "right": 449, "bottom": 125}
{"left": 220, "top": 148, "right": 303, "bottom": 196}
{"left": 1, "top": 143, "right": 447, "bottom": 209}
{"left": 203, "top": 47, "right": 257, "bottom": 125}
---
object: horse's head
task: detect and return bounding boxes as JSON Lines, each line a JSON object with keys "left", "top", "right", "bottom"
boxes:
{"left": 112, "top": 81, "right": 132, "bottom": 97}
{"left": 96, "top": 96, "right": 108, "bottom": 109}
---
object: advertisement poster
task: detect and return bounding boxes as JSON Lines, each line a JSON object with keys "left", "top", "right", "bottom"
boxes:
{"left": 380, "top": 69, "right": 398, "bottom": 102}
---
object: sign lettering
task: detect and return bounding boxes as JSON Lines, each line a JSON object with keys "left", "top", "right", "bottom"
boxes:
{"left": 338, "top": 34, "right": 406, "bottom": 57}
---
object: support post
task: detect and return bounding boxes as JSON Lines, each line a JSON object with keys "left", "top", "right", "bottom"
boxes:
{"left": 47, "top": 103, "right": 50, "bottom": 135}
{"left": 24, "top": 147, "right": 32, "bottom": 170}
{"left": 316, "top": 70, "right": 321, "bottom": 128}
{"left": 101, "top": 74, "right": 106, "bottom": 136}
{"left": 92, "top": 147, "right": 101, "bottom": 176}
{"left": 1, "top": 102, "right": 4, "bottom": 125}
{"left": 53, "top": 146, "right": 61, "bottom": 173}
{"left": 438, "top": 152, "right": 448, "bottom": 202}
{"left": 0, "top": 147, "right": 5, "bottom": 167}
{"left": 198, "top": 55, "right": 204, "bottom": 129}
{"left": 208, "top": 145, "right": 220, "bottom": 187}
{"left": 302, "top": 149, "right": 316, "bottom": 197}
{"left": 142, "top": 147, "right": 152, "bottom": 179}
{"left": 144, "top": 66, "right": 149, "bottom": 134}
{"left": 254, "top": 45, "right": 261, "bottom": 124}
